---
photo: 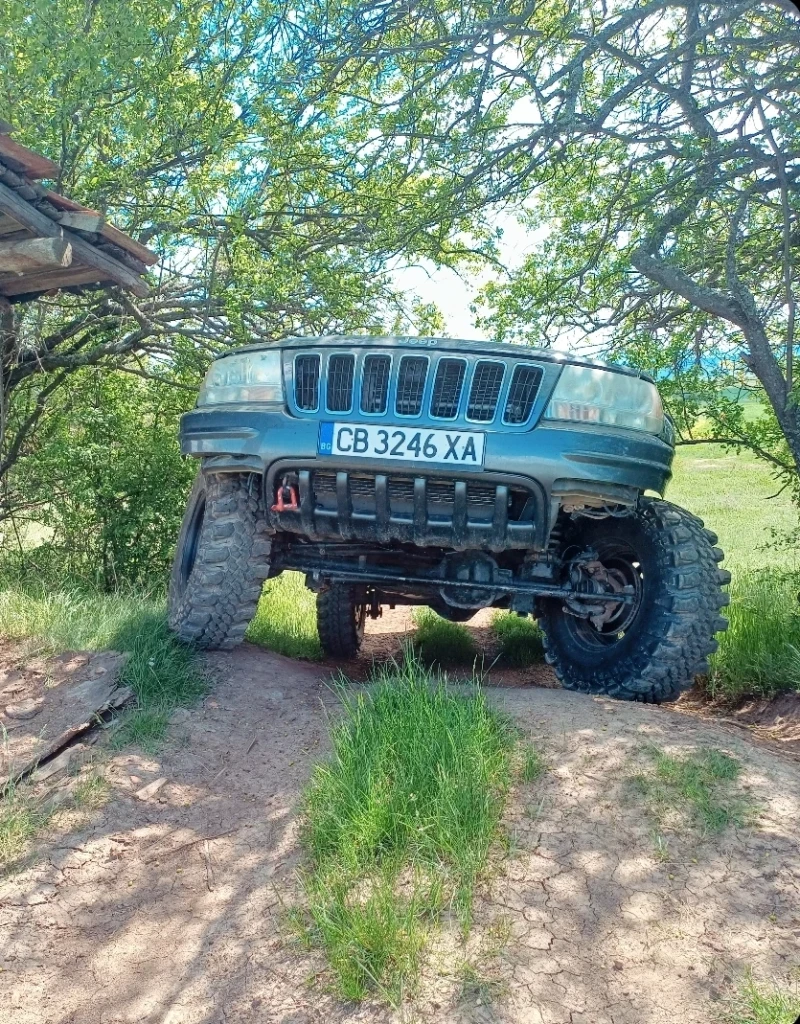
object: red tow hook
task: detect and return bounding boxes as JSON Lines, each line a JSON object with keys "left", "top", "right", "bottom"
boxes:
{"left": 271, "top": 482, "right": 299, "bottom": 512}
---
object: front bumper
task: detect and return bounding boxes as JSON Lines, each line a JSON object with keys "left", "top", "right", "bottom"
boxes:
{"left": 180, "top": 406, "right": 674, "bottom": 551}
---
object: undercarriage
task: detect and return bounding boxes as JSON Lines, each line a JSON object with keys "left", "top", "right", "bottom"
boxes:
{"left": 270, "top": 533, "right": 639, "bottom": 628}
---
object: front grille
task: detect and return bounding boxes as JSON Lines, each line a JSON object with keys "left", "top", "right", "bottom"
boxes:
{"left": 326, "top": 353, "right": 355, "bottom": 412}
{"left": 291, "top": 348, "right": 546, "bottom": 427}
{"left": 431, "top": 358, "right": 466, "bottom": 418}
{"left": 396, "top": 356, "right": 428, "bottom": 416}
{"left": 312, "top": 472, "right": 521, "bottom": 514}
{"left": 468, "top": 361, "right": 504, "bottom": 421}
{"left": 361, "top": 354, "right": 391, "bottom": 414}
{"left": 504, "top": 364, "right": 542, "bottom": 424}
{"left": 295, "top": 354, "right": 320, "bottom": 410}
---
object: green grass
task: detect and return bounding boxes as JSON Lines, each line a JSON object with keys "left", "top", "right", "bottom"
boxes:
{"left": 630, "top": 745, "right": 757, "bottom": 841}
{"left": 293, "top": 654, "right": 538, "bottom": 1003}
{"left": 246, "top": 571, "right": 322, "bottom": 660}
{"left": 709, "top": 571, "right": 800, "bottom": 701}
{"left": 721, "top": 973, "right": 800, "bottom": 1024}
{"left": 0, "top": 781, "right": 51, "bottom": 873}
{"left": 411, "top": 608, "right": 477, "bottom": 667}
{"left": 669, "top": 444, "right": 800, "bottom": 698}
{"left": 669, "top": 444, "right": 797, "bottom": 572}
{"left": 491, "top": 612, "right": 545, "bottom": 667}
{"left": 0, "top": 586, "right": 205, "bottom": 750}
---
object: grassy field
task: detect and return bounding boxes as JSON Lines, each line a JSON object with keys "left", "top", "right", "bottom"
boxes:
{"left": 668, "top": 444, "right": 796, "bottom": 572}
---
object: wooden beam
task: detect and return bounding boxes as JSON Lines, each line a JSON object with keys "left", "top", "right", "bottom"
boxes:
{"left": 0, "top": 135, "right": 60, "bottom": 179}
{"left": 44, "top": 191, "right": 158, "bottom": 266}
{"left": 0, "top": 237, "right": 72, "bottom": 273}
{"left": 0, "top": 266, "right": 104, "bottom": 298}
{"left": 0, "top": 181, "right": 149, "bottom": 297}
{"left": 58, "top": 211, "right": 105, "bottom": 233}
{"left": 100, "top": 222, "right": 159, "bottom": 266}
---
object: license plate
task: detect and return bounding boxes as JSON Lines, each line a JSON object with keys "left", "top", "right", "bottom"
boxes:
{"left": 318, "top": 422, "right": 485, "bottom": 467}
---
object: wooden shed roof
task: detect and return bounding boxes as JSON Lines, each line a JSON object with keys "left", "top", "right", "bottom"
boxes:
{"left": 0, "top": 124, "right": 156, "bottom": 304}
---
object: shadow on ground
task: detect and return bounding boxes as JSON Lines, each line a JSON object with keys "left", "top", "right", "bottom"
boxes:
{"left": 1, "top": 643, "right": 798, "bottom": 1024}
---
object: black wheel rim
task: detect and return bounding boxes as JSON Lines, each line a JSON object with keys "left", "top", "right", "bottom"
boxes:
{"left": 566, "top": 541, "right": 645, "bottom": 651}
{"left": 179, "top": 494, "right": 206, "bottom": 590}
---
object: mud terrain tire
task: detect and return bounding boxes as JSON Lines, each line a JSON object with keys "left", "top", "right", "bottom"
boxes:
{"left": 317, "top": 584, "right": 366, "bottom": 658}
{"left": 168, "top": 472, "right": 271, "bottom": 649}
{"left": 537, "top": 498, "right": 730, "bottom": 703}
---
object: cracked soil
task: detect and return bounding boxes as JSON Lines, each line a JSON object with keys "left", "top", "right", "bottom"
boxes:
{"left": 1, "top": 624, "right": 799, "bottom": 1024}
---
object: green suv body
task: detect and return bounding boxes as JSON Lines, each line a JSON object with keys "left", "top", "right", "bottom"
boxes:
{"left": 169, "top": 336, "right": 730, "bottom": 703}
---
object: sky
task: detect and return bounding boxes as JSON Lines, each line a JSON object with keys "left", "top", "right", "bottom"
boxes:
{"left": 393, "top": 213, "right": 539, "bottom": 341}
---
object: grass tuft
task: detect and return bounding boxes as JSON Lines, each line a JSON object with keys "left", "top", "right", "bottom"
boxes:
{"left": 720, "top": 973, "right": 800, "bottom": 1024}
{"left": 295, "top": 653, "right": 539, "bottom": 1003}
{"left": 246, "top": 571, "right": 323, "bottom": 660}
{"left": 707, "top": 570, "right": 800, "bottom": 701}
{"left": 0, "top": 784, "right": 50, "bottom": 873}
{"left": 630, "top": 745, "right": 757, "bottom": 842}
{"left": 411, "top": 608, "right": 477, "bottom": 667}
{"left": 0, "top": 586, "right": 205, "bottom": 750}
{"left": 491, "top": 612, "right": 545, "bottom": 667}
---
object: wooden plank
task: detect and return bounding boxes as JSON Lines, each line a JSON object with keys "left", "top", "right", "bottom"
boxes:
{"left": 0, "top": 135, "right": 60, "bottom": 179}
{"left": 44, "top": 191, "right": 157, "bottom": 265}
{"left": 0, "top": 181, "right": 149, "bottom": 297}
{"left": 41, "top": 189, "right": 90, "bottom": 213}
{"left": 0, "top": 237, "right": 72, "bottom": 272}
{"left": 0, "top": 266, "right": 103, "bottom": 297}
{"left": 58, "top": 211, "right": 105, "bottom": 233}
{"left": 100, "top": 222, "right": 158, "bottom": 266}
{"left": 0, "top": 213, "right": 26, "bottom": 238}
{"left": 43, "top": 190, "right": 157, "bottom": 265}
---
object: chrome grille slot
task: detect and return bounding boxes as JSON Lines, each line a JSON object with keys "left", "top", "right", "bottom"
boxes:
{"left": 395, "top": 356, "right": 428, "bottom": 416}
{"left": 467, "top": 361, "right": 504, "bottom": 422}
{"left": 431, "top": 358, "right": 466, "bottom": 419}
{"left": 294, "top": 354, "right": 320, "bottom": 410}
{"left": 360, "top": 354, "right": 391, "bottom": 414}
{"left": 326, "top": 353, "right": 355, "bottom": 412}
{"left": 504, "top": 364, "right": 543, "bottom": 424}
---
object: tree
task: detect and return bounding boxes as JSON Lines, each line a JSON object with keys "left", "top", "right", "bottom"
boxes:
{"left": 298, "top": 0, "right": 800, "bottom": 495}
{"left": 0, "top": 0, "right": 487, "bottom": 521}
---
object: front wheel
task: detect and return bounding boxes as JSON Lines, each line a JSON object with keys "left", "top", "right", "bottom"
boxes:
{"left": 168, "top": 472, "right": 272, "bottom": 649}
{"left": 537, "top": 499, "right": 730, "bottom": 703}
{"left": 317, "top": 584, "right": 366, "bottom": 658}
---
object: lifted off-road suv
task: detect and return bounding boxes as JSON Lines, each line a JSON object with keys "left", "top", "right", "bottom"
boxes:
{"left": 168, "top": 336, "right": 730, "bottom": 702}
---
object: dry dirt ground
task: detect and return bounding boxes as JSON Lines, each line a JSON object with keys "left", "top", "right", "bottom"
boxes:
{"left": 1, "top": 631, "right": 799, "bottom": 1024}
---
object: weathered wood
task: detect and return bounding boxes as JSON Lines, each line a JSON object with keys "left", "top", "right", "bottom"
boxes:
{"left": 101, "top": 222, "right": 159, "bottom": 266}
{"left": 0, "top": 135, "right": 60, "bottom": 179}
{"left": 0, "top": 119, "right": 13, "bottom": 135}
{"left": 58, "top": 211, "right": 105, "bottom": 233}
{"left": 44, "top": 190, "right": 158, "bottom": 265}
{"left": 0, "top": 236, "right": 72, "bottom": 273}
{"left": 0, "top": 266, "right": 103, "bottom": 297}
{"left": 0, "top": 213, "right": 25, "bottom": 238}
{"left": 0, "top": 180, "right": 149, "bottom": 297}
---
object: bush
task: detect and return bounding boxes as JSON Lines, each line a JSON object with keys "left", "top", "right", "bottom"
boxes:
{"left": 708, "top": 570, "right": 800, "bottom": 701}
{"left": 1, "top": 368, "right": 194, "bottom": 591}
{"left": 491, "top": 612, "right": 545, "bottom": 667}
{"left": 411, "top": 608, "right": 477, "bottom": 666}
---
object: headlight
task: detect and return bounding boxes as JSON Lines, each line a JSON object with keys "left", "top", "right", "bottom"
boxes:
{"left": 197, "top": 351, "right": 284, "bottom": 405}
{"left": 545, "top": 364, "right": 663, "bottom": 434}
